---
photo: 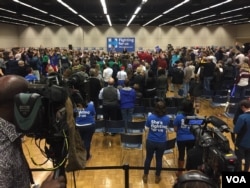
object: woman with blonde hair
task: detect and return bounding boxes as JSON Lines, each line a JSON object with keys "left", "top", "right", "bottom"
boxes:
{"left": 235, "top": 57, "right": 250, "bottom": 98}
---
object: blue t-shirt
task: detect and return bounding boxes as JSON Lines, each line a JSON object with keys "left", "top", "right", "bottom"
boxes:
{"left": 145, "top": 114, "right": 170, "bottom": 142}
{"left": 75, "top": 102, "right": 96, "bottom": 126}
{"left": 25, "top": 74, "right": 38, "bottom": 82}
{"left": 173, "top": 113, "right": 196, "bottom": 141}
{"left": 234, "top": 112, "right": 250, "bottom": 149}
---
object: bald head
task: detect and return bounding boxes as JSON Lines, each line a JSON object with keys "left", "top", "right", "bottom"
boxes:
{"left": 0, "top": 75, "right": 29, "bottom": 104}
{"left": 108, "top": 77, "right": 115, "bottom": 86}
{"left": 0, "top": 75, "right": 29, "bottom": 122}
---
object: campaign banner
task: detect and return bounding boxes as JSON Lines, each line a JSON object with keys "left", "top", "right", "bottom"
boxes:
{"left": 107, "top": 37, "right": 135, "bottom": 53}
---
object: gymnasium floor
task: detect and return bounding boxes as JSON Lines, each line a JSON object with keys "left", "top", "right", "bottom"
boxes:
{"left": 23, "top": 93, "right": 235, "bottom": 188}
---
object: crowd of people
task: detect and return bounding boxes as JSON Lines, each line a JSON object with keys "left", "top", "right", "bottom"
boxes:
{"left": 1, "top": 44, "right": 250, "bottom": 187}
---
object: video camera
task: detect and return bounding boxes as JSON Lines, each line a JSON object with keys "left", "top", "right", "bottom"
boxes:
{"left": 66, "top": 71, "right": 89, "bottom": 102}
{"left": 186, "top": 115, "right": 237, "bottom": 185}
{"left": 14, "top": 75, "right": 68, "bottom": 139}
{"left": 13, "top": 74, "right": 70, "bottom": 179}
{"left": 14, "top": 72, "right": 89, "bottom": 177}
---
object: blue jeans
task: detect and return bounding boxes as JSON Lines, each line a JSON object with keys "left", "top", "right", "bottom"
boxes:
{"left": 182, "top": 82, "right": 190, "bottom": 97}
{"left": 235, "top": 85, "right": 247, "bottom": 98}
{"left": 203, "top": 76, "right": 213, "bottom": 93}
{"left": 77, "top": 125, "right": 95, "bottom": 160}
{"left": 121, "top": 108, "right": 134, "bottom": 127}
{"left": 144, "top": 140, "right": 166, "bottom": 176}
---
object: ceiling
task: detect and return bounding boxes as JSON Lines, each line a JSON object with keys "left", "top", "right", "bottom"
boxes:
{"left": 0, "top": 0, "right": 249, "bottom": 27}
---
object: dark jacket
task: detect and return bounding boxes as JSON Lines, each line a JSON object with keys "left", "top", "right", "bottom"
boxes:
{"left": 171, "top": 67, "right": 184, "bottom": 84}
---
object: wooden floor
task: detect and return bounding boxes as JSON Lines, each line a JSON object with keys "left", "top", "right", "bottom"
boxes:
{"left": 23, "top": 91, "right": 235, "bottom": 188}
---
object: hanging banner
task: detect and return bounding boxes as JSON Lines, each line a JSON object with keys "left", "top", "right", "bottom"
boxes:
{"left": 107, "top": 37, "right": 135, "bottom": 53}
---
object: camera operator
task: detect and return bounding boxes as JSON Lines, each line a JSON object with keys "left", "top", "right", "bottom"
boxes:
{"left": 234, "top": 99, "right": 250, "bottom": 172}
{"left": 173, "top": 99, "right": 197, "bottom": 177}
{"left": 0, "top": 75, "right": 66, "bottom": 188}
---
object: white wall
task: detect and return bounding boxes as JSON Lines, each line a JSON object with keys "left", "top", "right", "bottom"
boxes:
{"left": 0, "top": 24, "right": 20, "bottom": 50}
{"left": 0, "top": 23, "right": 249, "bottom": 50}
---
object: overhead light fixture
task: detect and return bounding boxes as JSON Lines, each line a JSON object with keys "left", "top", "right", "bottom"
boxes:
{"left": 106, "top": 14, "right": 112, "bottom": 26}
{"left": 0, "top": 8, "right": 16, "bottom": 14}
{"left": 143, "top": 15, "right": 163, "bottom": 26}
{"left": 0, "top": 20, "right": 28, "bottom": 26}
{"left": 144, "top": 0, "right": 189, "bottom": 26}
{"left": 127, "top": 15, "right": 136, "bottom": 26}
{"left": 221, "top": 6, "right": 250, "bottom": 14}
{"left": 127, "top": 6, "right": 142, "bottom": 26}
{"left": 13, "top": 0, "right": 48, "bottom": 14}
{"left": 191, "top": 14, "right": 242, "bottom": 26}
{"left": 100, "top": 0, "right": 108, "bottom": 14}
{"left": 163, "top": 0, "right": 190, "bottom": 14}
{"left": 100, "top": 0, "right": 112, "bottom": 26}
{"left": 78, "top": 15, "right": 95, "bottom": 26}
{"left": 50, "top": 14, "right": 79, "bottom": 26}
{"left": 192, "top": 0, "right": 232, "bottom": 14}
{"left": 233, "top": 20, "right": 250, "bottom": 25}
{"left": 134, "top": 7, "right": 142, "bottom": 15}
{"left": 159, "top": 14, "right": 189, "bottom": 26}
{"left": 57, "top": 0, "right": 78, "bottom": 14}
{"left": 127, "top": 0, "right": 149, "bottom": 27}
{"left": 0, "top": 15, "right": 45, "bottom": 26}
{"left": 175, "top": 14, "right": 216, "bottom": 26}
{"left": 22, "top": 14, "right": 62, "bottom": 26}
{"left": 210, "top": 0, "right": 232, "bottom": 8}
{"left": 207, "top": 18, "right": 249, "bottom": 26}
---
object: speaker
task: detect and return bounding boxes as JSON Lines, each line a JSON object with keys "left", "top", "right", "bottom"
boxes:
{"left": 68, "top": 44, "right": 73, "bottom": 50}
{"left": 173, "top": 170, "right": 218, "bottom": 188}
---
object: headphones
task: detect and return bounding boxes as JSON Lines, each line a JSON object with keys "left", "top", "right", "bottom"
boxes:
{"left": 173, "top": 170, "right": 218, "bottom": 188}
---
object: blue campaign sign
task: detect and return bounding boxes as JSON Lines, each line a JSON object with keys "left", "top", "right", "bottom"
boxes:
{"left": 107, "top": 37, "right": 135, "bottom": 52}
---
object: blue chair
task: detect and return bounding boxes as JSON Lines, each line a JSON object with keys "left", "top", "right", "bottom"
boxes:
{"left": 95, "top": 120, "right": 105, "bottom": 133}
{"left": 120, "top": 133, "right": 143, "bottom": 165}
{"left": 126, "top": 121, "right": 145, "bottom": 133}
{"left": 132, "top": 106, "right": 146, "bottom": 120}
{"left": 162, "top": 138, "right": 177, "bottom": 167}
{"left": 105, "top": 120, "right": 126, "bottom": 134}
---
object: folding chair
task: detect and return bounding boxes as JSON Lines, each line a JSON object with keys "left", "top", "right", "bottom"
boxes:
{"left": 120, "top": 133, "right": 143, "bottom": 165}
{"left": 166, "top": 107, "right": 178, "bottom": 128}
{"left": 224, "top": 104, "right": 238, "bottom": 119}
{"left": 142, "top": 97, "right": 155, "bottom": 108}
{"left": 105, "top": 119, "right": 126, "bottom": 134}
{"left": 210, "top": 96, "right": 228, "bottom": 107}
{"left": 214, "top": 89, "right": 230, "bottom": 96}
{"left": 126, "top": 121, "right": 145, "bottom": 133}
{"left": 96, "top": 106, "right": 104, "bottom": 120}
{"left": 162, "top": 138, "right": 177, "bottom": 167}
{"left": 95, "top": 119, "right": 105, "bottom": 133}
{"left": 132, "top": 106, "right": 146, "bottom": 121}
{"left": 104, "top": 120, "right": 126, "bottom": 147}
